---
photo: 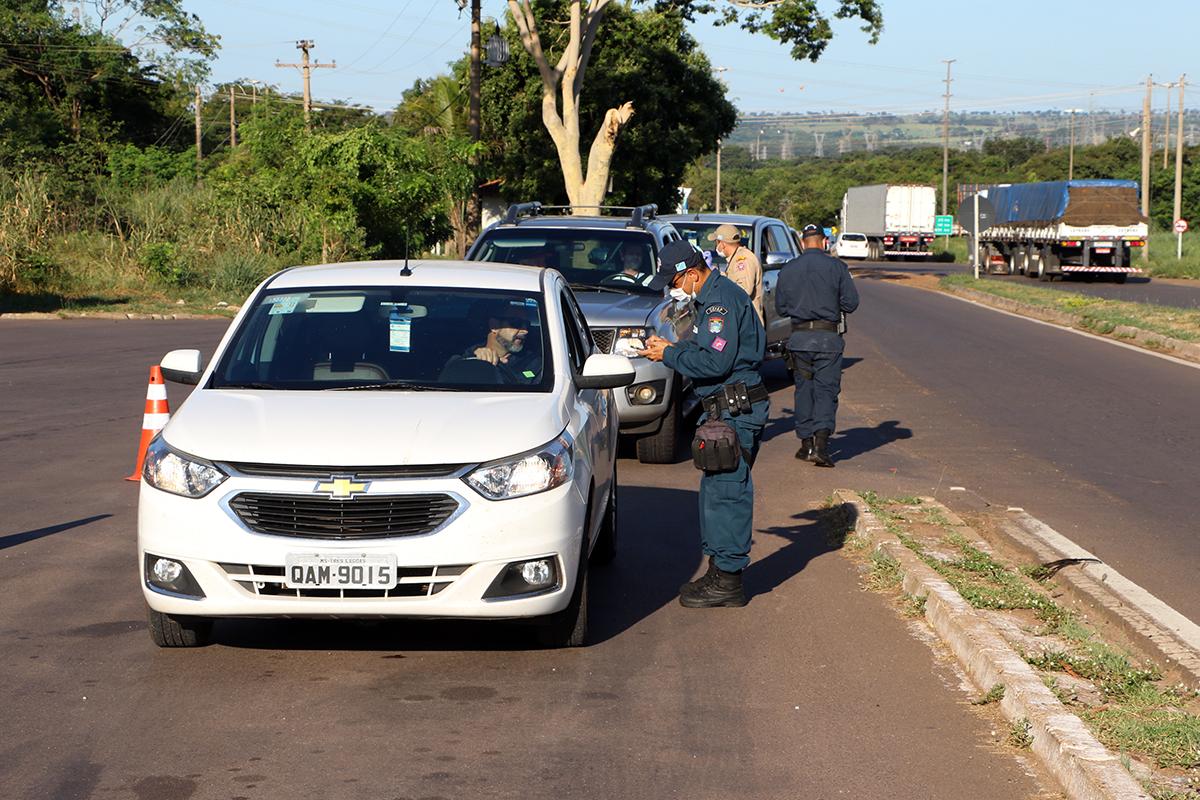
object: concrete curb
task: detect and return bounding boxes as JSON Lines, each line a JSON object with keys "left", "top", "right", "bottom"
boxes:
{"left": 943, "top": 286, "right": 1200, "bottom": 364}
{"left": 996, "top": 511, "right": 1200, "bottom": 689}
{"left": 833, "top": 490, "right": 1151, "bottom": 800}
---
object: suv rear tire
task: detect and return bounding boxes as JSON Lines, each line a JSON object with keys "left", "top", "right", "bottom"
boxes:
{"left": 635, "top": 388, "right": 680, "bottom": 464}
{"left": 148, "top": 608, "right": 212, "bottom": 647}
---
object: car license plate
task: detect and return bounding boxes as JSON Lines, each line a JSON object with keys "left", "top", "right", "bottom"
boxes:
{"left": 284, "top": 553, "right": 398, "bottom": 589}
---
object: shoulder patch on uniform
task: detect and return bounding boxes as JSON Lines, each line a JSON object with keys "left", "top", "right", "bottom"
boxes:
{"left": 704, "top": 303, "right": 729, "bottom": 316}
{"left": 707, "top": 315, "right": 725, "bottom": 334}
{"left": 711, "top": 336, "right": 728, "bottom": 352}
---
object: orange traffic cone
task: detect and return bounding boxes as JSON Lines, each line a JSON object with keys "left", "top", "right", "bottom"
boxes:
{"left": 125, "top": 366, "right": 171, "bottom": 481}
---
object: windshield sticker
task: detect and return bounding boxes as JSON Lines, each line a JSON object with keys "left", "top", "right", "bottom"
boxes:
{"left": 268, "top": 294, "right": 304, "bottom": 315}
{"left": 388, "top": 309, "right": 412, "bottom": 353}
{"left": 522, "top": 370, "right": 536, "bottom": 379}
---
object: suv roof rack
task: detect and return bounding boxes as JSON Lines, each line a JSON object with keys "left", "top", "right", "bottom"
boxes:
{"left": 501, "top": 203, "right": 658, "bottom": 229}
{"left": 503, "top": 201, "right": 543, "bottom": 225}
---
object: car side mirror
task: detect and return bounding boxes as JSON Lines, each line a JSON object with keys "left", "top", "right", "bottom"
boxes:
{"left": 576, "top": 354, "right": 635, "bottom": 390}
{"left": 160, "top": 349, "right": 204, "bottom": 385}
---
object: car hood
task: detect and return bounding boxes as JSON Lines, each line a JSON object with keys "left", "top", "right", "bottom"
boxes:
{"left": 162, "top": 389, "right": 568, "bottom": 466}
{"left": 573, "top": 290, "right": 664, "bottom": 327}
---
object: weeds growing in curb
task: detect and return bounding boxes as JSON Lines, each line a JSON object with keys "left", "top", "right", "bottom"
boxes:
{"left": 1008, "top": 717, "right": 1034, "bottom": 748}
{"left": 901, "top": 593, "right": 927, "bottom": 617}
{"left": 973, "top": 684, "right": 1006, "bottom": 706}
{"left": 867, "top": 549, "right": 902, "bottom": 591}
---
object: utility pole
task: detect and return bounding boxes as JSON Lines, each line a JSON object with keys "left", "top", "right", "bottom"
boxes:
{"left": 715, "top": 141, "right": 722, "bottom": 213}
{"left": 1163, "top": 80, "right": 1174, "bottom": 170}
{"left": 1141, "top": 75, "right": 1152, "bottom": 262}
{"left": 194, "top": 85, "right": 202, "bottom": 169}
{"left": 1067, "top": 109, "right": 1083, "bottom": 181}
{"left": 276, "top": 40, "right": 335, "bottom": 129}
{"left": 229, "top": 86, "right": 237, "bottom": 148}
{"left": 1175, "top": 75, "right": 1187, "bottom": 259}
{"left": 941, "top": 59, "right": 956, "bottom": 225}
{"left": 813, "top": 131, "right": 825, "bottom": 158}
{"left": 466, "top": 0, "right": 481, "bottom": 245}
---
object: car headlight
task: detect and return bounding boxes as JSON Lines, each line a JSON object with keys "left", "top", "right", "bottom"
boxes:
{"left": 465, "top": 432, "right": 574, "bottom": 500}
{"left": 613, "top": 326, "right": 653, "bottom": 358}
{"left": 142, "top": 435, "right": 227, "bottom": 498}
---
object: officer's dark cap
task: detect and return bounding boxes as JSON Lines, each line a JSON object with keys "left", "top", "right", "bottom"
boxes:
{"left": 648, "top": 240, "right": 705, "bottom": 291}
{"left": 801, "top": 224, "right": 823, "bottom": 237}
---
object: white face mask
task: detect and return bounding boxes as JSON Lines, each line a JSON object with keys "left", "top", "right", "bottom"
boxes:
{"left": 669, "top": 287, "right": 691, "bottom": 303}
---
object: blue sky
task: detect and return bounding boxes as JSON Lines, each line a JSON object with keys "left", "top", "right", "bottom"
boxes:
{"left": 151, "top": 1, "right": 1192, "bottom": 117}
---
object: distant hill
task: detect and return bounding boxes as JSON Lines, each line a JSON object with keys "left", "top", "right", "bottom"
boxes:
{"left": 728, "top": 110, "right": 1200, "bottom": 160}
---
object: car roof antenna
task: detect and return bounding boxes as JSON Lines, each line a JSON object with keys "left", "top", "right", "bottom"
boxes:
{"left": 400, "top": 233, "right": 413, "bottom": 277}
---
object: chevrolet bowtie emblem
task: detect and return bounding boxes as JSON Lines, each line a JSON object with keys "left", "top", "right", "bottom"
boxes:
{"left": 314, "top": 476, "right": 370, "bottom": 499}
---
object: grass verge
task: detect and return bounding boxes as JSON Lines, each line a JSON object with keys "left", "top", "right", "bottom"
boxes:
{"left": 940, "top": 272, "right": 1200, "bottom": 343}
{"left": 854, "top": 492, "right": 1200, "bottom": 794}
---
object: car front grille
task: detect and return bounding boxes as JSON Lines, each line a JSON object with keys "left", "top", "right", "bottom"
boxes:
{"left": 228, "top": 493, "right": 460, "bottom": 539}
{"left": 591, "top": 328, "right": 615, "bottom": 354}
{"left": 218, "top": 563, "right": 470, "bottom": 599}
{"left": 226, "top": 462, "right": 466, "bottom": 479}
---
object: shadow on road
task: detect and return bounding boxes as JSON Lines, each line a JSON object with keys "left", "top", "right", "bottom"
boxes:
{"left": 830, "top": 420, "right": 913, "bottom": 462}
{"left": 206, "top": 485, "right": 703, "bottom": 651}
{"left": 748, "top": 508, "right": 845, "bottom": 599}
{"left": 0, "top": 514, "right": 112, "bottom": 550}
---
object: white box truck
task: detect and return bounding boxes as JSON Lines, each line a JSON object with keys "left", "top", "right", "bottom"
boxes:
{"left": 840, "top": 184, "right": 938, "bottom": 260}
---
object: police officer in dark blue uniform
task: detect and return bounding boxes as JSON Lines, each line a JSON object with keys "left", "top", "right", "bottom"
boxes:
{"left": 775, "top": 224, "right": 860, "bottom": 467}
{"left": 642, "top": 240, "right": 769, "bottom": 608}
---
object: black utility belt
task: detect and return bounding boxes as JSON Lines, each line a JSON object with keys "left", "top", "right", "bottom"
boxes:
{"left": 700, "top": 381, "right": 769, "bottom": 418}
{"left": 792, "top": 319, "right": 839, "bottom": 332}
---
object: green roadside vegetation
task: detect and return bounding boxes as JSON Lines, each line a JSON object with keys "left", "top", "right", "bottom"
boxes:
{"left": 940, "top": 272, "right": 1200, "bottom": 343}
{"left": 850, "top": 493, "right": 1200, "bottom": 799}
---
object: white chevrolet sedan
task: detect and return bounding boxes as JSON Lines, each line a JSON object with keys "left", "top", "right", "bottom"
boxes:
{"left": 138, "top": 260, "right": 634, "bottom": 648}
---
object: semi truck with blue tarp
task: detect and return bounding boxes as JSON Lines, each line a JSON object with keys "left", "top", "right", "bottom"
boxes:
{"left": 970, "top": 180, "right": 1148, "bottom": 283}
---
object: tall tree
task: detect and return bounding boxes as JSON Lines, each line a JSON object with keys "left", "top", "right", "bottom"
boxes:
{"left": 480, "top": 6, "right": 735, "bottom": 211}
{"left": 506, "top": 0, "right": 883, "bottom": 212}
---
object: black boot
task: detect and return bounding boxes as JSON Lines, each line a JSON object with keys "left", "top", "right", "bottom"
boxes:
{"left": 679, "top": 567, "right": 747, "bottom": 608}
{"left": 679, "top": 556, "right": 718, "bottom": 596}
{"left": 795, "top": 437, "right": 814, "bottom": 461}
{"left": 812, "top": 429, "right": 835, "bottom": 468}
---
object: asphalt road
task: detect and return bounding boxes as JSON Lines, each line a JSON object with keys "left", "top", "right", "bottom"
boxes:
{"left": 843, "top": 274, "right": 1200, "bottom": 619}
{"left": 860, "top": 258, "right": 1200, "bottom": 308}
{"left": 0, "top": 318, "right": 1055, "bottom": 800}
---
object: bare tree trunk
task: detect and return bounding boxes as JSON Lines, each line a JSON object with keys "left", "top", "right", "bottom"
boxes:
{"left": 508, "top": 0, "right": 631, "bottom": 215}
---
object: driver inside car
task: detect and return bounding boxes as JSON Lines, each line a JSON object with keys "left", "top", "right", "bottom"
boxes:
{"left": 606, "top": 246, "right": 651, "bottom": 285}
{"left": 457, "top": 300, "right": 541, "bottom": 384}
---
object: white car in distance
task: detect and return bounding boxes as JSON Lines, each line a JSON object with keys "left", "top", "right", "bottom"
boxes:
{"left": 138, "top": 260, "right": 634, "bottom": 648}
{"left": 835, "top": 232, "right": 871, "bottom": 260}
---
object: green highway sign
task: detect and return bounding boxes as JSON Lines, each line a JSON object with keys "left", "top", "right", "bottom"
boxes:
{"left": 934, "top": 215, "right": 954, "bottom": 236}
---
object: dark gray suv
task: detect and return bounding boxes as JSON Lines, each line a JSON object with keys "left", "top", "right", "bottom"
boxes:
{"left": 467, "top": 203, "right": 696, "bottom": 464}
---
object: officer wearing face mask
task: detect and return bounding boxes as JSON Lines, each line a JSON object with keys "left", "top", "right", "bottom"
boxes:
{"left": 642, "top": 240, "right": 769, "bottom": 608}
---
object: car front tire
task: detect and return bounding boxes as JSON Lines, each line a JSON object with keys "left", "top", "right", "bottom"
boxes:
{"left": 148, "top": 607, "right": 213, "bottom": 648}
{"left": 537, "top": 551, "right": 589, "bottom": 648}
{"left": 635, "top": 387, "right": 681, "bottom": 464}
{"left": 590, "top": 470, "right": 618, "bottom": 565}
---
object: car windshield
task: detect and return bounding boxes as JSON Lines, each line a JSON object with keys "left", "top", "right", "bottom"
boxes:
{"left": 210, "top": 286, "right": 553, "bottom": 392}
{"left": 672, "top": 222, "right": 753, "bottom": 269}
{"left": 472, "top": 228, "right": 658, "bottom": 294}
